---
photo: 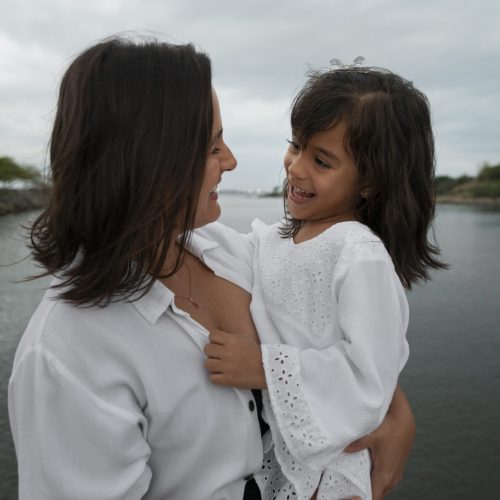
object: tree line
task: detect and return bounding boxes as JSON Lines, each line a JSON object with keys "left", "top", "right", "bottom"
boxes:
{"left": 436, "top": 162, "right": 500, "bottom": 198}
{"left": 0, "top": 156, "right": 42, "bottom": 186}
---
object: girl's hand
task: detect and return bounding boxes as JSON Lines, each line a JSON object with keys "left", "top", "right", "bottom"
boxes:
{"left": 204, "top": 329, "right": 267, "bottom": 389}
{"left": 343, "top": 385, "right": 415, "bottom": 499}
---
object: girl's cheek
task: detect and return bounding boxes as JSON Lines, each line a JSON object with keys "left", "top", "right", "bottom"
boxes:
{"left": 283, "top": 152, "right": 293, "bottom": 173}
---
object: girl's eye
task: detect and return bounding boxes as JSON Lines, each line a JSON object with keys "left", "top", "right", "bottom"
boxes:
{"left": 315, "top": 158, "right": 331, "bottom": 169}
{"left": 286, "top": 139, "right": 300, "bottom": 153}
{"left": 211, "top": 147, "right": 221, "bottom": 155}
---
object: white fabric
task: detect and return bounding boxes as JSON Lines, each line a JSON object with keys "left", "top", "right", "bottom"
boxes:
{"left": 8, "top": 232, "right": 262, "bottom": 500}
{"left": 196, "top": 220, "right": 409, "bottom": 500}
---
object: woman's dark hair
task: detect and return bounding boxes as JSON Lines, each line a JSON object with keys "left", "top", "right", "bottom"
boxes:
{"left": 30, "top": 36, "right": 213, "bottom": 305}
{"left": 281, "top": 66, "right": 447, "bottom": 288}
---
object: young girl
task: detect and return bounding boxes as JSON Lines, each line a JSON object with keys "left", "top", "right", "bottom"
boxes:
{"left": 202, "top": 65, "right": 444, "bottom": 500}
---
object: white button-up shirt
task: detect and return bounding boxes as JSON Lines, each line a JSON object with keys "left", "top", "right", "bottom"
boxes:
{"left": 8, "top": 233, "right": 262, "bottom": 500}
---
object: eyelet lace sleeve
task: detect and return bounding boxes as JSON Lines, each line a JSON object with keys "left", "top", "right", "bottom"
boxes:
{"left": 261, "top": 344, "right": 330, "bottom": 464}
{"left": 256, "top": 344, "right": 372, "bottom": 499}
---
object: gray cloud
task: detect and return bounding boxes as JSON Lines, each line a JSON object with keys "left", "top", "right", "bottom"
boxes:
{"left": 1, "top": 0, "right": 499, "bottom": 190}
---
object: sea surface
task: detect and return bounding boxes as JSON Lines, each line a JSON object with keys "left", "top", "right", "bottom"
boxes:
{"left": 1, "top": 195, "right": 499, "bottom": 499}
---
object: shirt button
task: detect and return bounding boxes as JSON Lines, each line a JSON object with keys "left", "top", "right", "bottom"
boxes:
{"left": 248, "top": 400, "right": 255, "bottom": 412}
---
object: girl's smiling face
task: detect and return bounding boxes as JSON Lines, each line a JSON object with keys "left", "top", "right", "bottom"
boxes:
{"left": 284, "top": 121, "right": 359, "bottom": 227}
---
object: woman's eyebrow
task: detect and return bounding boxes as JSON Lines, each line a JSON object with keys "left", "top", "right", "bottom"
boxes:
{"left": 210, "top": 128, "right": 223, "bottom": 147}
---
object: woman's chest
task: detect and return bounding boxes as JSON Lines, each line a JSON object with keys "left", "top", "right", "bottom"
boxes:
{"left": 185, "top": 267, "right": 258, "bottom": 340}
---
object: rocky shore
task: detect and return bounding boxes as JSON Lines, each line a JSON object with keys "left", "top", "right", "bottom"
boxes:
{"left": 436, "top": 195, "right": 500, "bottom": 206}
{"left": 0, "top": 188, "right": 47, "bottom": 216}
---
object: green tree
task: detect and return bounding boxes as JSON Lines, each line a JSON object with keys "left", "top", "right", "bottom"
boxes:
{"left": 477, "top": 162, "right": 500, "bottom": 182}
{"left": 0, "top": 156, "right": 41, "bottom": 185}
{"left": 434, "top": 175, "right": 473, "bottom": 195}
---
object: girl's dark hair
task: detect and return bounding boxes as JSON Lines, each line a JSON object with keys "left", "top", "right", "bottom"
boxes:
{"left": 30, "top": 36, "right": 213, "bottom": 305}
{"left": 282, "top": 66, "right": 447, "bottom": 288}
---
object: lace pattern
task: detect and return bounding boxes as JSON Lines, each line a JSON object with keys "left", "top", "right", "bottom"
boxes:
{"left": 258, "top": 222, "right": 383, "bottom": 341}
{"left": 317, "top": 453, "right": 371, "bottom": 499}
{"left": 261, "top": 344, "right": 329, "bottom": 463}
{"left": 255, "top": 438, "right": 371, "bottom": 499}
{"left": 260, "top": 344, "right": 326, "bottom": 498}
{"left": 255, "top": 222, "right": 390, "bottom": 499}
{"left": 259, "top": 234, "right": 339, "bottom": 340}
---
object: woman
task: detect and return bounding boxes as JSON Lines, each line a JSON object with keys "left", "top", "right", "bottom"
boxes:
{"left": 8, "top": 36, "right": 414, "bottom": 499}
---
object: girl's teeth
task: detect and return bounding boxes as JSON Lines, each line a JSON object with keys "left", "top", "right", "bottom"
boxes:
{"left": 294, "top": 186, "right": 313, "bottom": 198}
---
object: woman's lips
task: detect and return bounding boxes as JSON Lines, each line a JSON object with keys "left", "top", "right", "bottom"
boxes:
{"left": 209, "top": 184, "right": 219, "bottom": 200}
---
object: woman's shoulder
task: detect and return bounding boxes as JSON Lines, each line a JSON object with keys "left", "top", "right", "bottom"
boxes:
{"left": 14, "top": 285, "right": 112, "bottom": 361}
{"left": 12, "top": 278, "right": 163, "bottom": 371}
{"left": 10, "top": 287, "right": 89, "bottom": 387}
{"left": 9, "top": 281, "right": 168, "bottom": 411}
{"left": 11, "top": 286, "right": 60, "bottom": 362}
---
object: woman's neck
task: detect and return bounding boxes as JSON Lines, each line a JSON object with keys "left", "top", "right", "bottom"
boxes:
{"left": 161, "top": 240, "right": 184, "bottom": 274}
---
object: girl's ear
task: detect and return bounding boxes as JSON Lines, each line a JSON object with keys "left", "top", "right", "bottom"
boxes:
{"left": 360, "top": 187, "right": 370, "bottom": 199}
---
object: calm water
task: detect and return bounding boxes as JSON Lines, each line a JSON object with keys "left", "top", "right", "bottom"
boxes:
{"left": 1, "top": 196, "right": 499, "bottom": 499}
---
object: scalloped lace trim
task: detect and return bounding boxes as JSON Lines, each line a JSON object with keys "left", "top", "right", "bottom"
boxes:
{"left": 262, "top": 344, "right": 331, "bottom": 462}
{"left": 259, "top": 343, "right": 371, "bottom": 499}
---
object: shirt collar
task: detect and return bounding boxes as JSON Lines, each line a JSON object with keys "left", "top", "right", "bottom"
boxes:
{"left": 129, "top": 278, "right": 174, "bottom": 325}
{"left": 130, "top": 229, "right": 220, "bottom": 325}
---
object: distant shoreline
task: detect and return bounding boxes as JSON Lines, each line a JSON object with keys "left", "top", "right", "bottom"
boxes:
{"left": 1, "top": 189, "right": 499, "bottom": 216}
{"left": 0, "top": 188, "right": 47, "bottom": 216}
{"left": 436, "top": 195, "right": 500, "bottom": 206}
{"left": 258, "top": 192, "right": 500, "bottom": 207}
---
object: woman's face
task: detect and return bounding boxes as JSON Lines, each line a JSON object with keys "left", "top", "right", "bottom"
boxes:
{"left": 193, "top": 90, "right": 237, "bottom": 228}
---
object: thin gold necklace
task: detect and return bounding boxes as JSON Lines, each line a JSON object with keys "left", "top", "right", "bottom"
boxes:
{"left": 175, "top": 261, "right": 200, "bottom": 310}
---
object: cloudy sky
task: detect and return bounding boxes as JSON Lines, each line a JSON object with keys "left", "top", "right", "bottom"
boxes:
{"left": 1, "top": 0, "right": 499, "bottom": 191}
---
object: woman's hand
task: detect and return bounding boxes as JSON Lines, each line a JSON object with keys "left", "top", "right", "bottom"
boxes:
{"left": 343, "top": 385, "right": 415, "bottom": 499}
{"left": 204, "top": 329, "right": 267, "bottom": 389}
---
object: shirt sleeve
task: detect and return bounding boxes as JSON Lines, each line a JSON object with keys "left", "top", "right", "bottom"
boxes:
{"left": 8, "top": 344, "right": 152, "bottom": 500}
{"left": 260, "top": 251, "right": 409, "bottom": 472}
{"left": 192, "top": 220, "right": 270, "bottom": 292}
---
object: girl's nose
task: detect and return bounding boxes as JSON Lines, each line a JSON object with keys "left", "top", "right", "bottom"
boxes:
{"left": 287, "top": 155, "right": 306, "bottom": 179}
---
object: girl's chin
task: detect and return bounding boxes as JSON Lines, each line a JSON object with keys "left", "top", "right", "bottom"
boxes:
{"left": 286, "top": 205, "right": 305, "bottom": 221}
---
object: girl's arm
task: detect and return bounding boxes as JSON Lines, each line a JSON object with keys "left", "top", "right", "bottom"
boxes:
{"left": 344, "top": 384, "right": 415, "bottom": 500}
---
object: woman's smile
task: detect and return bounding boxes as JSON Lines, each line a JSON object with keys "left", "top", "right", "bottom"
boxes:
{"left": 209, "top": 183, "right": 220, "bottom": 201}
